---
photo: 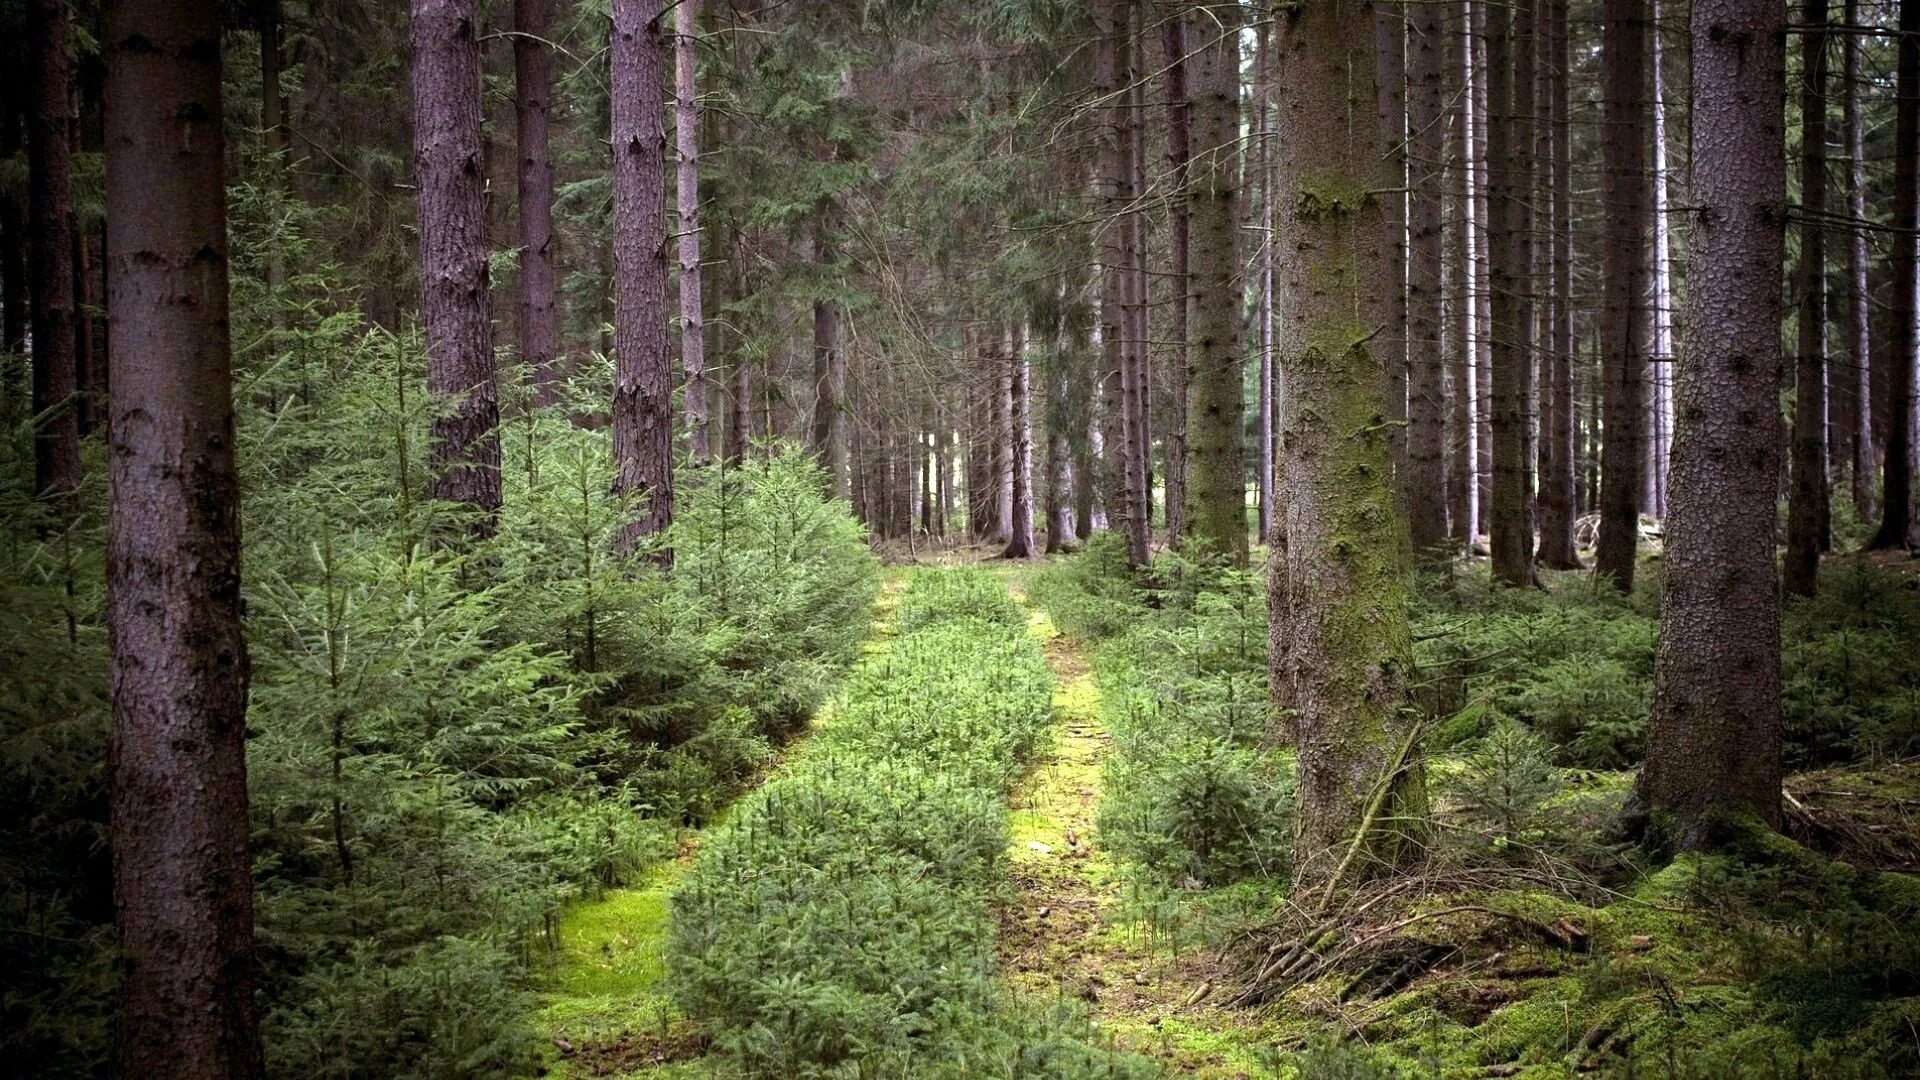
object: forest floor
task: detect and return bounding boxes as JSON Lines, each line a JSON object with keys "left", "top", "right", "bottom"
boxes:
{"left": 992, "top": 563, "right": 1293, "bottom": 1076}
{"left": 532, "top": 574, "right": 911, "bottom": 1078}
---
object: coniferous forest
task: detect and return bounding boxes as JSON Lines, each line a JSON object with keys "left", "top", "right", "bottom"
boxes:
{"left": 8, "top": 0, "right": 1920, "bottom": 1076}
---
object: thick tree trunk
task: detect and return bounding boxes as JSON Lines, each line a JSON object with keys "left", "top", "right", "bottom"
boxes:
{"left": 1004, "top": 325, "right": 1035, "bottom": 557}
{"left": 1184, "top": 0, "right": 1246, "bottom": 565}
{"left": 1405, "top": 0, "right": 1448, "bottom": 556}
{"left": 1845, "top": 0, "right": 1876, "bottom": 519}
{"left": 515, "top": 0, "right": 562, "bottom": 408}
{"left": 103, "top": 2, "right": 265, "bottom": 1073}
{"left": 30, "top": 0, "right": 80, "bottom": 500}
{"left": 1162, "top": 9, "right": 1192, "bottom": 544}
{"left": 1095, "top": 0, "right": 1148, "bottom": 566}
{"left": 1873, "top": 0, "right": 1919, "bottom": 549}
{"left": 1648, "top": 5, "right": 1676, "bottom": 516}
{"left": 611, "top": 0, "right": 674, "bottom": 554}
{"left": 1537, "top": 0, "right": 1580, "bottom": 568}
{"left": 1637, "top": 0, "right": 1786, "bottom": 847}
{"left": 1470, "top": 0, "right": 1493, "bottom": 538}
{"left": 675, "top": 0, "right": 709, "bottom": 460}
{"left": 1271, "top": 0, "right": 1426, "bottom": 893}
{"left": 1486, "top": 0, "right": 1536, "bottom": 586}
{"left": 1786, "top": 0, "right": 1829, "bottom": 597}
{"left": 412, "top": 0, "right": 502, "bottom": 526}
{"left": 1596, "top": 0, "right": 1652, "bottom": 588}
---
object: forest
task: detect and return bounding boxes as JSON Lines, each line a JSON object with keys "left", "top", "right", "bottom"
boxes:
{"left": 4, "top": 0, "right": 1920, "bottom": 1076}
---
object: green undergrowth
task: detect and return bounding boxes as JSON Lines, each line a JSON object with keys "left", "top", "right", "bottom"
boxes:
{"left": 668, "top": 566, "right": 1157, "bottom": 1078}
{"left": 1029, "top": 541, "right": 1920, "bottom": 1078}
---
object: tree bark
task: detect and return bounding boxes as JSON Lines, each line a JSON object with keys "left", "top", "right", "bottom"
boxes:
{"left": 1162, "top": 7, "right": 1192, "bottom": 545}
{"left": 1445, "top": 0, "right": 1477, "bottom": 543}
{"left": 515, "top": 0, "right": 562, "bottom": 408}
{"left": 1470, "top": 0, "right": 1493, "bottom": 537}
{"left": 1873, "top": 0, "right": 1919, "bottom": 549}
{"left": 809, "top": 215, "right": 847, "bottom": 498}
{"left": 1184, "top": 0, "right": 1247, "bottom": 565}
{"left": 1785, "top": 0, "right": 1829, "bottom": 597}
{"left": 1095, "top": 0, "right": 1149, "bottom": 567}
{"left": 1, "top": 89, "right": 25, "bottom": 359}
{"left": 30, "top": 0, "right": 80, "bottom": 500}
{"left": 1256, "top": 15, "right": 1277, "bottom": 544}
{"left": 1270, "top": 0, "right": 1426, "bottom": 892}
{"left": 1844, "top": 0, "right": 1875, "bottom": 519}
{"left": 1487, "top": 0, "right": 1537, "bottom": 586}
{"left": 1595, "top": 0, "right": 1653, "bottom": 589}
{"left": 1405, "top": 0, "right": 1449, "bottom": 556}
{"left": 1648, "top": 3, "right": 1677, "bottom": 516}
{"left": 611, "top": 0, "right": 675, "bottom": 555}
{"left": 1046, "top": 343, "right": 1074, "bottom": 553}
{"left": 1636, "top": 0, "right": 1786, "bottom": 847}
{"left": 675, "top": 0, "right": 709, "bottom": 461}
{"left": 1376, "top": 2, "right": 1410, "bottom": 490}
{"left": 412, "top": 0, "right": 502, "bottom": 527}
{"left": 1537, "top": 0, "right": 1580, "bottom": 568}
{"left": 103, "top": 2, "right": 265, "bottom": 1073}
{"left": 1004, "top": 324, "right": 1035, "bottom": 557}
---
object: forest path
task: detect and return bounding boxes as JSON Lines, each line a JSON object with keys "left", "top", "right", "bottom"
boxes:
{"left": 994, "top": 565, "right": 1288, "bottom": 1077}
{"left": 532, "top": 572, "right": 909, "bottom": 1079}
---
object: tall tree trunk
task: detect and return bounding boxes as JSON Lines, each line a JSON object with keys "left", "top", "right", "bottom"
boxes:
{"left": 1445, "top": 0, "right": 1477, "bottom": 543}
{"left": 1184, "top": 0, "right": 1247, "bottom": 565}
{"left": 1786, "top": 0, "right": 1829, "bottom": 596}
{"left": 1162, "top": 8, "right": 1192, "bottom": 544}
{"left": 1636, "top": 0, "right": 1786, "bottom": 847}
{"left": 675, "top": 0, "right": 709, "bottom": 461}
{"left": 1537, "top": 0, "right": 1580, "bottom": 568}
{"left": 1845, "top": 0, "right": 1876, "bottom": 519}
{"left": 1405, "top": 0, "right": 1449, "bottom": 555}
{"left": 1256, "top": 16, "right": 1277, "bottom": 544}
{"left": 1470, "top": 0, "right": 1493, "bottom": 537}
{"left": 412, "top": 0, "right": 502, "bottom": 526}
{"left": 809, "top": 216, "right": 846, "bottom": 498}
{"left": 1095, "top": 0, "right": 1148, "bottom": 566}
{"left": 1270, "top": 0, "right": 1426, "bottom": 892}
{"left": 1046, "top": 345, "right": 1074, "bottom": 553}
{"left": 1004, "top": 325, "right": 1035, "bottom": 557}
{"left": 30, "top": 0, "right": 80, "bottom": 500}
{"left": 1487, "top": 0, "right": 1536, "bottom": 586}
{"left": 257, "top": 0, "right": 288, "bottom": 326}
{"left": 1595, "top": 0, "right": 1653, "bottom": 588}
{"left": 1648, "top": 3, "right": 1676, "bottom": 516}
{"left": 1376, "top": 2, "right": 1410, "bottom": 489}
{"left": 611, "top": 0, "right": 674, "bottom": 554}
{"left": 515, "top": 0, "right": 562, "bottom": 408}
{"left": 1873, "top": 0, "right": 1920, "bottom": 549}
{"left": 103, "top": 2, "right": 265, "bottom": 1073}
{"left": 1125, "top": 21, "right": 1154, "bottom": 542}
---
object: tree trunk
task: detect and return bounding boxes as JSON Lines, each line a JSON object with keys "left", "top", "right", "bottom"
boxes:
{"left": 1470, "top": 0, "right": 1493, "bottom": 538}
{"left": 30, "top": 0, "right": 80, "bottom": 500}
{"left": 1405, "top": 0, "right": 1449, "bottom": 556}
{"left": 1004, "top": 325, "right": 1035, "bottom": 557}
{"left": 675, "top": 0, "right": 709, "bottom": 461}
{"left": 1184, "top": 0, "right": 1247, "bottom": 565}
{"left": 1125, "top": 21, "right": 1154, "bottom": 544}
{"left": 1595, "top": 0, "right": 1652, "bottom": 588}
{"left": 1537, "top": 0, "right": 1580, "bottom": 568}
{"left": 611, "top": 0, "right": 674, "bottom": 555}
{"left": 1487, "top": 0, "right": 1536, "bottom": 586}
{"left": 1844, "top": 0, "right": 1875, "bottom": 519}
{"left": 1046, "top": 345, "right": 1074, "bottom": 553}
{"left": 515, "top": 0, "right": 562, "bottom": 409}
{"left": 412, "top": 0, "right": 502, "bottom": 527}
{"left": 1162, "top": 8, "right": 1192, "bottom": 544}
{"left": 1445, "top": 0, "right": 1476, "bottom": 543}
{"left": 1648, "top": 3, "right": 1676, "bottom": 516}
{"left": 1256, "top": 16, "right": 1277, "bottom": 544}
{"left": 1, "top": 89, "right": 25, "bottom": 360}
{"left": 1376, "top": 3, "right": 1410, "bottom": 490}
{"left": 1785, "top": 0, "right": 1829, "bottom": 597}
{"left": 1636, "top": 0, "right": 1786, "bottom": 847}
{"left": 103, "top": 2, "right": 265, "bottom": 1073}
{"left": 809, "top": 217, "right": 847, "bottom": 498}
{"left": 1872, "top": 0, "right": 1919, "bottom": 549}
{"left": 1095, "top": 0, "right": 1148, "bottom": 566}
{"left": 1270, "top": 0, "right": 1426, "bottom": 893}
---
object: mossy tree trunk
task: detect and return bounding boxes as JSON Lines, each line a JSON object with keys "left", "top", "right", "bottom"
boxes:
{"left": 1182, "top": 0, "right": 1246, "bottom": 565}
{"left": 1269, "top": 0, "right": 1426, "bottom": 894}
{"left": 1635, "top": 0, "right": 1786, "bottom": 849}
